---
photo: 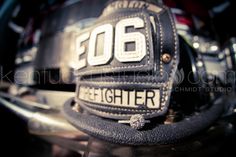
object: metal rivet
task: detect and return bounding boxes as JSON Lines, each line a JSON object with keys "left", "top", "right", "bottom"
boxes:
{"left": 118, "top": 114, "right": 150, "bottom": 130}
{"left": 72, "top": 103, "right": 79, "bottom": 112}
{"left": 162, "top": 53, "right": 172, "bottom": 63}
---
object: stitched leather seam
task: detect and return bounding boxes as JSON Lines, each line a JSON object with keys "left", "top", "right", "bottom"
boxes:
{"left": 78, "top": 10, "right": 178, "bottom": 86}
{"left": 81, "top": 101, "right": 160, "bottom": 112}
{"left": 77, "top": 12, "right": 151, "bottom": 75}
{"left": 79, "top": 102, "right": 164, "bottom": 117}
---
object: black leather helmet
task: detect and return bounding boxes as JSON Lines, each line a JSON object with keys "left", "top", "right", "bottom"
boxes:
{"left": 61, "top": 0, "right": 230, "bottom": 145}
{"left": 1, "top": 1, "right": 236, "bottom": 156}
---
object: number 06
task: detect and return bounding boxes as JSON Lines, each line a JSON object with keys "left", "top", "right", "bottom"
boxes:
{"left": 75, "top": 17, "right": 147, "bottom": 70}
{"left": 115, "top": 17, "right": 146, "bottom": 62}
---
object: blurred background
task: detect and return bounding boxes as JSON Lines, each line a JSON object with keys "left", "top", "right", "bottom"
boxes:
{"left": 1, "top": 0, "right": 236, "bottom": 156}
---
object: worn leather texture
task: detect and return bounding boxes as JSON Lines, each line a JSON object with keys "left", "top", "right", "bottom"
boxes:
{"left": 63, "top": 96, "right": 225, "bottom": 145}
{"left": 74, "top": 0, "right": 179, "bottom": 119}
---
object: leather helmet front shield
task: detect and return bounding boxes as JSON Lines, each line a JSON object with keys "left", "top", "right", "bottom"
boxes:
{"left": 73, "top": 1, "right": 179, "bottom": 122}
